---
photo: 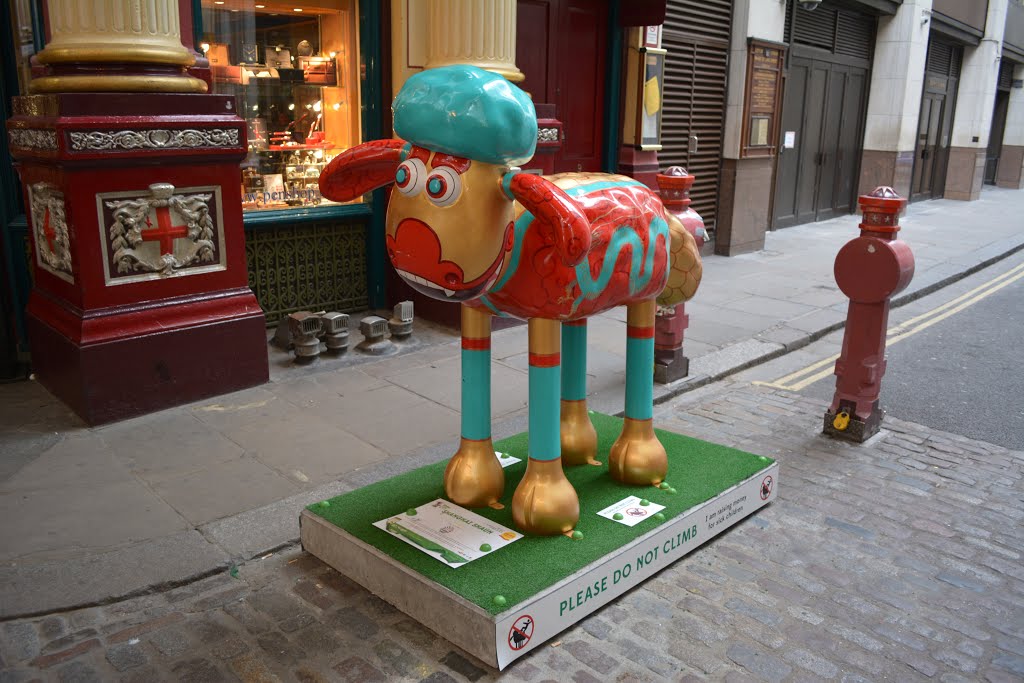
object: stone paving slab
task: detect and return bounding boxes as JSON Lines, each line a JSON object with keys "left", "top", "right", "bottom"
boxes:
{"left": 1, "top": 382, "right": 1021, "bottom": 682}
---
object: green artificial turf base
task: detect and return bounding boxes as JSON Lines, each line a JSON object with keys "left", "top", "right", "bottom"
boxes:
{"left": 307, "top": 412, "right": 773, "bottom": 615}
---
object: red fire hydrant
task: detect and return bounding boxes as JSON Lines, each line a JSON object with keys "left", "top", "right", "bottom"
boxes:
{"left": 654, "top": 166, "right": 707, "bottom": 384}
{"left": 824, "top": 186, "right": 915, "bottom": 442}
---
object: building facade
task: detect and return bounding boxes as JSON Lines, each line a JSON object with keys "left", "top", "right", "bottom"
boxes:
{"left": 678, "top": 0, "right": 1024, "bottom": 255}
{"left": 1, "top": 0, "right": 1021, "bottom": 395}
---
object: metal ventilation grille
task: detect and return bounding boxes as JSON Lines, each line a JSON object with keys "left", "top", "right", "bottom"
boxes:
{"left": 836, "top": 12, "right": 874, "bottom": 61}
{"left": 792, "top": 6, "right": 837, "bottom": 52}
{"left": 927, "top": 39, "right": 954, "bottom": 75}
{"left": 926, "top": 36, "right": 963, "bottom": 78}
{"left": 663, "top": 0, "right": 731, "bottom": 43}
{"left": 661, "top": 0, "right": 732, "bottom": 232}
{"left": 245, "top": 221, "right": 368, "bottom": 325}
{"left": 787, "top": 3, "right": 875, "bottom": 65}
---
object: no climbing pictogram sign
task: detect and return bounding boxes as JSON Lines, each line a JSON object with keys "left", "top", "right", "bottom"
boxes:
{"left": 508, "top": 615, "right": 534, "bottom": 650}
{"left": 760, "top": 475, "right": 774, "bottom": 500}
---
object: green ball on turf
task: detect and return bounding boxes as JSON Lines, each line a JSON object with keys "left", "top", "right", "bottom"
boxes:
{"left": 640, "top": 499, "right": 650, "bottom": 506}
{"left": 406, "top": 508, "right": 417, "bottom": 516}
{"left": 654, "top": 513, "right": 666, "bottom": 521}
{"left": 493, "top": 595, "right": 507, "bottom": 607}
{"left": 667, "top": 487, "right": 677, "bottom": 494}
{"left": 479, "top": 544, "right": 492, "bottom": 552}
{"left": 659, "top": 482, "right": 671, "bottom": 490}
{"left": 571, "top": 530, "right": 584, "bottom": 540}
{"left": 613, "top": 513, "right": 624, "bottom": 520}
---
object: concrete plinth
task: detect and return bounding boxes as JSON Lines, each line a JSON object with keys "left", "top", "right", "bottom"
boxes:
{"left": 300, "top": 414, "right": 778, "bottom": 670}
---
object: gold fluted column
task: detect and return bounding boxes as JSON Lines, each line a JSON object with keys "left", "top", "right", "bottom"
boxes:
{"left": 424, "top": 0, "right": 524, "bottom": 83}
{"left": 31, "top": 0, "right": 205, "bottom": 93}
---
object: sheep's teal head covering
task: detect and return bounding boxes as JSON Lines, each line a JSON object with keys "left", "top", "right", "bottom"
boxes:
{"left": 393, "top": 64, "right": 537, "bottom": 167}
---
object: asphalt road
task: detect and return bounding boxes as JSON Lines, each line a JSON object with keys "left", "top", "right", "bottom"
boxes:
{"left": 798, "top": 268, "right": 1023, "bottom": 450}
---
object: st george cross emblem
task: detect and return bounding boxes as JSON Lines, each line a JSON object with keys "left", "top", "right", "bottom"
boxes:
{"left": 105, "top": 183, "right": 218, "bottom": 278}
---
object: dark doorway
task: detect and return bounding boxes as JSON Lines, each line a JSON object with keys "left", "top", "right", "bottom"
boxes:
{"left": 986, "top": 92, "right": 1010, "bottom": 185}
{"left": 911, "top": 36, "right": 961, "bottom": 201}
{"left": 773, "top": 3, "right": 874, "bottom": 229}
{"left": 912, "top": 93, "right": 948, "bottom": 199}
{"left": 773, "top": 57, "right": 869, "bottom": 228}
{"left": 985, "top": 61, "right": 1014, "bottom": 185}
{"left": 516, "top": 0, "right": 608, "bottom": 173}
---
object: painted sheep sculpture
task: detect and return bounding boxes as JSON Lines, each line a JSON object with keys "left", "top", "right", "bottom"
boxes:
{"left": 319, "top": 65, "right": 702, "bottom": 535}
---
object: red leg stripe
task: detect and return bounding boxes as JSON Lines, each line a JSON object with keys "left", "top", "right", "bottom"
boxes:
{"left": 627, "top": 325, "right": 655, "bottom": 339}
{"left": 529, "top": 352, "right": 561, "bottom": 368}
{"left": 564, "top": 319, "right": 587, "bottom": 327}
{"left": 462, "top": 337, "right": 491, "bottom": 351}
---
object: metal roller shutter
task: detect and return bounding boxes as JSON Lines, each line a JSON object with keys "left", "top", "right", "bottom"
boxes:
{"left": 660, "top": 0, "right": 732, "bottom": 232}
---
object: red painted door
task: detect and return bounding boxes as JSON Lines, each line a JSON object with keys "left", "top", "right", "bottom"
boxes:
{"left": 516, "top": 0, "right": 608, "bottom": 173}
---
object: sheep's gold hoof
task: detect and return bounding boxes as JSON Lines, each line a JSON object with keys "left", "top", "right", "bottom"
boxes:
{"left": 444, "top": 437, "right": 505, "bottom": 508}
{"left": 609, "top": 418, "right": 668, "bottom": 486}
{"left": 560, "top": 400, "right": 600, "bottom": 466}
{"left": 512, "top": 458, "right": 579, "bottom": 535}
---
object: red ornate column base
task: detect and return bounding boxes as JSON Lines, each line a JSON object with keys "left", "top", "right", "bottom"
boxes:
{"left": 8, "top": 93, "right": 269, "bottom": 425}
{"left": 27, "top": 291, "right": 266, "bottom": 425}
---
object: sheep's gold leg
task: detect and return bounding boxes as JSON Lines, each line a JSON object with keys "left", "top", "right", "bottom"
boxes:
{"left": 560, "top": 399, "right": 599, "bottom": 466}
{"left": 560, "top": 319, "right": 599, "bottom": 466}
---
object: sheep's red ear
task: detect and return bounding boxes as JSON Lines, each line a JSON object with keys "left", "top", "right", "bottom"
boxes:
{"left": 319, "top": 139, "right": 407, "bottom": 202}
{"left": 504, "top": 172, "right": 590, "bottom": 267}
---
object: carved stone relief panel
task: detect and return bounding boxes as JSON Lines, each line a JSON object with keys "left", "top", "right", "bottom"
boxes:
{"left": 97, "top": 183, "right": 227, "bottom": 285}
{"left": 28, "top": 182, "right": 74, "bottom": 283}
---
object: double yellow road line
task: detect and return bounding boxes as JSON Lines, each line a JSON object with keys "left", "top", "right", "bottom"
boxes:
{"left": 755, "top": 260, "right": 1024, "bottom": 392}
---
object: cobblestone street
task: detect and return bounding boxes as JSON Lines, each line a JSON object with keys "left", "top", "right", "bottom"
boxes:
{"left": 2, "top": 382, "right": 1021, "bottom": 682}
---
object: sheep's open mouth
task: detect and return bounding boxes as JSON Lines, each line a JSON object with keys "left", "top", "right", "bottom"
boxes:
{"left": 396, "top": 259, "right": 502, "bottom": 301}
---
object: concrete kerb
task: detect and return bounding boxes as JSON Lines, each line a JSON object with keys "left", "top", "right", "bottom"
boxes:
{"left": 2, "top": 237, "right": 1022, "bottom": 623}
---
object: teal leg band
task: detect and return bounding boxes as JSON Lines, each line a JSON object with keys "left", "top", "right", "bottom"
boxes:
{"left": 625, "top": 336, "right": 654, "bottom": 420}
{"left": 561, "top": 323, "right": 587, "bottom": 401}
{"left": 461, "top": 348, "right": 491, "bottom": 440}
{"left": 529, "top": 365, "right": 561, "bottom": 461}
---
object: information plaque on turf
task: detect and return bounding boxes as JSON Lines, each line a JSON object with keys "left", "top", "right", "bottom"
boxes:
{"left": 373, "top": 499, "right": 521, "bottom": 568}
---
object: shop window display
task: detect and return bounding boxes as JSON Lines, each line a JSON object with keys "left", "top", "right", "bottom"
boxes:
{"left": 200, "top": 0, "right": 361, "bottom": 212}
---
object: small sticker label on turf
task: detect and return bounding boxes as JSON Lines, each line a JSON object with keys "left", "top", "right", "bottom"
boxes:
{"left": 373, "top": 499, "right": 521, "bottom": 568}
{"left": 495, "top": 451, "right": 522, "bottom": 468}
{"left": 596, "top": 496, "right": 666, "bottom": 527}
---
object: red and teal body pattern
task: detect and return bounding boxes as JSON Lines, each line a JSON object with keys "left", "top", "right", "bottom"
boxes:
{"left": 475, "top": 175, "right": 671, "bottom": 321}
